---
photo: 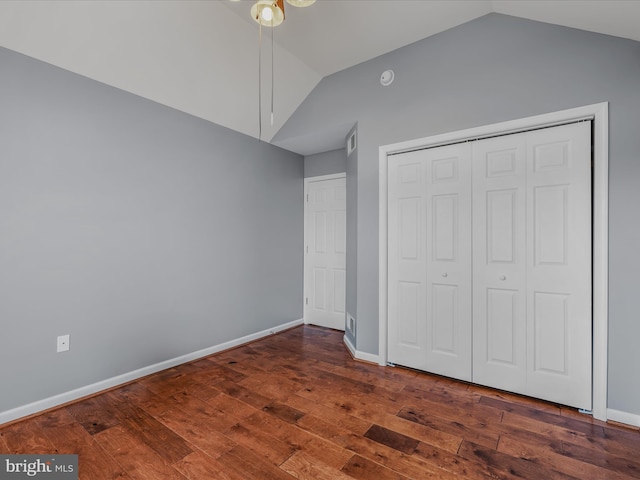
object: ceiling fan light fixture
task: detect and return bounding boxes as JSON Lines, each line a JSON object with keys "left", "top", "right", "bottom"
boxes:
{"left": 251, "top": 0, "right": 315, "bottom": 141}
{"left": 261, "top": 6, "right": 273, "bottom": 22}
{"left": 251, "top": 0, "right": 285, "bottom": 27}
{"left": 286, "top": 0, "right": 316, "bottom": 7}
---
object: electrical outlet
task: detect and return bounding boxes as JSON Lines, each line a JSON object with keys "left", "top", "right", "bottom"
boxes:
{"left": 57, "top": 334, "right": 70, "bottom": 353}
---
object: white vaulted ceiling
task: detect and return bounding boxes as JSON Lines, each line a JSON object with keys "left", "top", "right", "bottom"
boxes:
{"left": 0, "top": 1, "right": 639, "bottom": 149}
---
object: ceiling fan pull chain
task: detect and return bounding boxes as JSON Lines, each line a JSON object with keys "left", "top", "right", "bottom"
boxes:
{"left": 271, "top": 14, "right": 275, "bottom": 126}
{"left": 258, "top": 20, "right": 263, "bottom": 142}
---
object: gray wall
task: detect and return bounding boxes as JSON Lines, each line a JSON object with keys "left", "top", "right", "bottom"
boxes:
{"left": 304, "top": 148, "right": 346, "bottom": 178}
{"left": 274, "top": 13, "right": 640, "bottom": 416}
{"left": 0, "top": 47, "right": 304, "bottom": 414}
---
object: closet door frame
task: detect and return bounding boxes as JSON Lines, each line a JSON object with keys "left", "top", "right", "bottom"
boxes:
{"left": 378, "top": 102, "right": 609, "bottom": 421}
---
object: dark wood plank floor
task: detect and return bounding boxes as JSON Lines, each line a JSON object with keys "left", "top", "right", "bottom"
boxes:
{"left": 2, "top": 325, "right": 639, "bottom": 479}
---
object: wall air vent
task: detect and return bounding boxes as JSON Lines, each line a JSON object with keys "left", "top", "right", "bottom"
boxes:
{"left": 347, "top": 130, "right": 357, "bottom": 157}
{"left": 347, "top": 313, "right": 356, "bottom": 335}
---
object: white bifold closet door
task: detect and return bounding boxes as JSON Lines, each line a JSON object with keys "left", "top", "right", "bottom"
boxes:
{"left": 472, "top": 133, "right": 528, "bottom": 394}
{"left": 388, "top": 143, "right": 472, "bottom": 381}
{"left": 388, "top": 121, "right": 592, "bottom": 410}
{"left": 525, "top": 123, "right": 591, "bottom": 410}
{"left": 473, "top": 121, "right": 592, "bottom": 410}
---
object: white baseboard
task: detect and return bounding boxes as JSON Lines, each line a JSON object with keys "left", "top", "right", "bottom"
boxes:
{"left": 0, "top": 318, "right": 303, "bottom": 426}
{"left": 343, "top": 335, "right": 380, "bottom": 365}
{"left": 607, "top": 408, "right": 640, "bottom": 428}
{"left": 343, "top": 334, "right": 356, "bottom": 357}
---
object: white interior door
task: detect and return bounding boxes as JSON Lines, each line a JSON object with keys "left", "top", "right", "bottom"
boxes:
{"left": 525, "top": 122, "right": 592, "bottom": 410}
{"left": 387, "top": 121, "right": 592, "bottom": 410}
{"left": 474, "top": 123, "right": 592, "bottom": 409}
{"left": 388, "top": 144, "right": 472, "bottom": 380}
{"left": 472, "top": 134, "right": 528, "bottom": 394}
{"left": 387, "top": 150, "right": 428, "bottom": 368}
{"left": 304, "top": 176, "right": 346, "bottom": 331}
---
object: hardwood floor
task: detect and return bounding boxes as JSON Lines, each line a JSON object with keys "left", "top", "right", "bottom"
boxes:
{"left": 2, "top": 325, "right": 639, "bottom": 479}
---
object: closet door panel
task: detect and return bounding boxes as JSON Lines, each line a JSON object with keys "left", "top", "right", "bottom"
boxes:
{"left": 388, "top": 144, "right": 472, "bottom": 381}
{"left": 388, "top": 151, "right": 428, "bottom": 369}
{"left": 424, "top": 144, "right": 472, "bottom": 381}
{"left": 526, "top": 122, "right": 592, "bottom": 410}
{"left": 387, "top": 121, "right": 592, "bottom": 410}
{"left": 472, "top": 136, "right": 527, "bottom": 394}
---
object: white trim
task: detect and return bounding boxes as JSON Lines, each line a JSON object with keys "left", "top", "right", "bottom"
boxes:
{"left": 304, "top": 173, "right": 346, "bottom": 184}
{"left": 379, "top": 103, "right": 609, "bottom": 420}
{"left": 0, "top": 318, "right": 304, "bottom": 426}
{"left": 303, "top": 173, "right": 347, "bottom": 326}
{"left": 607, "top": 409, "right": 640, "bottom": 428}
{"left": 379, "top": 143, "right": 389, "bottom": 367}
{"left": 343, "top": 334, "right": 380, "bottom": 364}
{"left": 591, "top": 104, "right": 609, "bottom": 423}
{"left": 343, "top": 334, "right": 357, "bottom": 356}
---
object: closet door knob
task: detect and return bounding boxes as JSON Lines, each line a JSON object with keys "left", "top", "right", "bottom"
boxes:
{"left": 442, "top": 273, "right": 448, "bottom": 277}
{"left": 499, "top": 275, "right": 506, "bottom": 281}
